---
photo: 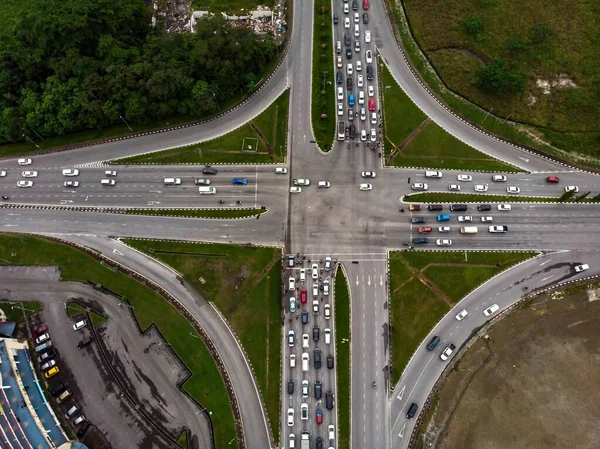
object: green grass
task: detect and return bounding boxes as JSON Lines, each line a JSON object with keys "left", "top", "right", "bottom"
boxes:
{"left": 176, "top": 430, "right": 188, "bottom": 449}
{"left": 122, "top": 239, "right": 282, "bottom": 442}
{"left": 116, "top": 90, "right": 289, "bottom": 165}
{"left": 0, "top": 301, "right": 42, "bottom": 324}
{"left": 66, "top": 302, "right": 86, "bottom": 318}
{"left": 404, "top": 192, "right": 600, "bottom": 203}
{"left": 89, "top": 310, "right": 107, "bottom": 327}
{"left": 389, "top": 0, "right": 600, "bottom": 168}
{"left": 123, "top": 208, "right": 264, "bottom": 219}
{"left": 0, "top": 234, "right": 237, "bottom": 449}
{"left": 388, "top": 250, "right": 536, "bottom": 383}
{"left": 334, "top": 267, "right": 351, "bottom": 449}
{"left": 311, "top": 1, "right": 336, "bottom": 151}
{"left": 191, "top": 0, "right": 275, "bottom": 14}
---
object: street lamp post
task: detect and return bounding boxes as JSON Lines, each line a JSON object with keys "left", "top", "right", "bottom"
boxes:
{"left": 119, "top": 115, "right": 133, "bottom": 132}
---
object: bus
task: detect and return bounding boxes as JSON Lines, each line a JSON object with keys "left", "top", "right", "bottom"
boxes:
{"left": 338, "top": 121, "right": 346, "bottom": 141}
{"left": 460, "top": 226, "right": 478, "bottom": 234}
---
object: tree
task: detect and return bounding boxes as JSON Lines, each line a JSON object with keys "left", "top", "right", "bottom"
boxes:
{"left": 475, "top": 60, "right": 525, "bottom": 95}
{"left": 463, "top": 16, "right": 484, "bottom": 40}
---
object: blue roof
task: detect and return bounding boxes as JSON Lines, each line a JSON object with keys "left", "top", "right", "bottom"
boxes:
{"left": 0, "top": 321, "right": 16, "bottom": 337}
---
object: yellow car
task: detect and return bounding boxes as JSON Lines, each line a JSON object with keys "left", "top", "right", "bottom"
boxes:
{"left": 44, "top": 367, "right": 59, "bottom": 379}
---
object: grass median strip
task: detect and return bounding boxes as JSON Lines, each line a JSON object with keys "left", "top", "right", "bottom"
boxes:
{"left": 115, "top": 89, "right": 289, "bottom": 165}
{"left": 389, "top": 250, "right": 536, "bottom": 385}
{"left": 123, "top": 208, "right": 264, "bottom": 219}
{"left": 311, "top": 1, "right": 335, "bottom": 151}
{"left": 334, "top": 266, "right": 350, "bottom": 449}
{"left": 404, "top": 192, "right": 600, "bottom": 204}
{"left": 122, "top": 239, "right": 282, "bottom": 442}
{"left": 0, "top": 234, "right": 237, "bottom": 449}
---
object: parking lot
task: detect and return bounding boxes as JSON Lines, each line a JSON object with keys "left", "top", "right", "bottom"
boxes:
{"left": 0, "top": 266, "right": 212, "bottom": 449}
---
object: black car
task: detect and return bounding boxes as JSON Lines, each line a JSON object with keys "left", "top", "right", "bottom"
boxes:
{"left": 313, "top": 326, "right": 320, "bottom": 342}
{"left": 344, "top": 33, "right": 351, "bottom": 46}
{"left": 363, "top": 13, "right": 369, "bottom": 24}
{"left": 450, "top": 204, "right": 468, "bottom": 211}
{"left": 316, "top": 437, "right": 324, "bottom": 449}
{"left": 346, "top": 48, "right": 352, "bottom": 59}
{"left": 366, "top": 65, "right": 374, "bottom": 81}
{"left": 50, "top": 382, "right": 67, "bottom": 397}
{"left": 76, "top": 422, "right": 90, "bottom": 438}
{"left": 326, "top": 391, "right": 334, "bottom": 410}
{"left": 347, "top": 77, "right": 353, "bottom": 90}
{"left": 77, "top": 336, "right": 92, "bottom": 349}
{"left": 287, "top": 380, "right": 294, "bottom": 394}
{"left": 202, "top": 167, "right": 217, "bottom": 175}
{"left": 301, "top": 310, "right": 308, "bottom": 324}
{"left": 406, "top": 403, "right": 419, "bottom": 419}
{"left": 349, "top": 124, "right": 357, "bottom": 139}
{"left": 333, "top": 13, "right": 338, "bottom": 24}
{"left": 352, "top": 0, "right": 358, "bottom": 10}
{"left": 426, "top": 336, "right": 440, "bottom": 351}
{"left": 337, "top": 71, "right": 343, "bottom": 84}
{"left": 327, "top": 354, "right": 334, "bottom": 369}
{"left": 314, "top": 381, "right": 322, "bottom": 399}
{"left": 313, "top": 349, "right": 322, "bottom": 369}
{"left": 477, "top": 204, "right": 492, "bottom": 211}
{"left": 411, "top": 217, "right": 425, "bottom": 224}
{"left": 412, "top": 237, "right": 429, "bottom": 244}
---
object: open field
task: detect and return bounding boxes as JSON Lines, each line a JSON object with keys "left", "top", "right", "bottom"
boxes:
{"left": 334, "top": 267, "right": 351, "bottom": 449}
{"left": 117, "top": 90, "right": 289, "bottom": 165}
{"left": 388, "top": 250, "right": 535, "bottom": 383}
{"left": 0, "top": 234, "right": 237, "bottom": 449}
{"left": 122, "top": 239, "right": 282, "bottom": 441}
{"left": 419, "top": 288, "right": 600, "bottom": 449}
{"left": 402, "top": 0, "right": 600, "bottom": 166}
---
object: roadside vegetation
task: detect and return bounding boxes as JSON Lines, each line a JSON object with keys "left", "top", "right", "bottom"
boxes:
{"left": 334, "top": 267, "right": 351, "bottom": 449}
{"left": 116, "top": 90, "right": 289, "bottom": 165}
{"left": 311, "top": 0, "right": 336, "bottom": 151}
{"left": 123, "top": 208, "right": 265, "bottom": 219}
{"left": 122, "top": 239, "right": 282, "bottom": 442}
{"left": 0, "top": 301, "right": 42, "bottom": 324}
{"left": 384, "top": 0, "right": 595, "bottom": 168}
{"left": 0, "top": 0, "right": 280, "bottom": 157}
{"left": 191, "top": 0, "right": 275, "bottom": 14}
{"left": 380, "top": 62, "right": 519, "bottom": 172}
{"left": 404, "top": 191, "right": 600, "bottom": 204}
{"left": 388, "top": 250, "right": 536, "bottom": 384}
{"left": 0, "top": 234, "right": 237, "bottom": 449}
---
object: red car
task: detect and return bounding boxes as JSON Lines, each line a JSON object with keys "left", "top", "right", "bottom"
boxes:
{"left": 33, "top": 324, "right": 48, "bottom": 339}
{"left": 300, "top": 288, "right": 307, "bottom": 304}
{"left": 418, "top": 227, "right": 432, "bottom": 233}
{"left": 316, "top": 408, "right": 323, "bottom": 424}
{"left": 546, "top": 176, "right": 560, "bottom": 184}
{"left": 368, "top": 98, "right": 376, "bottom": 112}
{"left": 363, "top": 0, "right": 369, "bottom": 9}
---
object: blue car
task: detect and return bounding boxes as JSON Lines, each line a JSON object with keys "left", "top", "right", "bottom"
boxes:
{"left": 348, "top": 94, "right": 355, "bottom": 107}
{"left": 232, "top": 178, "right": 248, "bottom": 185}
{"left": 436, "top": 214, "right": 450, "bottom": 222}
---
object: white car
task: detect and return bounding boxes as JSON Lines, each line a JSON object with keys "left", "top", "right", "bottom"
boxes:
{"left": 328, "top": 425, "right": 335, "bottom": 441}
{"left": 323, "top": 279, "right": 330, "bottom": 296}
{"left": 290, "top": 354, "right": 296, "bottom": 368}
{"left": 360, "top": 129, "right": 367, "bottom": 141}
{"left": 359, "top": 183, "right": 372, "bottom": 191}
{"left": 290, "top": 186, "right": 302, "bottom": 193}
{"left": 41, "top": 359, "right": 57, "bottom": 371}
{"left": 0, "top": 171, "right": 6, "bottom": 177}
{"left": 312, "top": 263, "right": 319, "bottom": 280}
{"left": 370, "top": 128, "right": 376, "bottom": 142}
{"left": 289, "top": 277, "right": 296, "bottom": 291}
{"left": 574, "top": 264, "right": 589, "bottom": 273}
{"left": 302, "top": 380, "right": 309, "bottom": 397}
{"left": 457, "top": 174, "right": 472, "bottom": 182}
{"left": 506, "top": 186, "right": 520, "bottom": 194}
{"left": 324, "top": 328, "right": 331, "bottom": 344}
{"left": 325, "top": 257, "right": 332, "bottom": 271}
{"left": 72, "top": 320, "right": 87, "bottom": 331}
{"left": 287, "top": 408, "right": 294, "bottom": 426}
{"left": 300, "top": 403, "right": 308, "bottom": 420}
{"left": 440, "top": 344, "right": 455, "bottom": 361}
{"left": 361, "top": 171, "right": 376, "bottom": 178}
{"left": 299, "top": 268, "right": 306, "bottom": 282}
{"left": 288, "top": 330, "right": 295, "bottom": 347}
{"left": 364, "top": 30, "right": 371, "bottom": 42}
{"left": 347, "top": 63, "right": 353, "bottom": 75}
{"left": 62, "top": 169, "right": 79, "bottom": 177}
{"left": 17, "top": 180, "right": 33, "bottom": 188}
{"left": 564, "top": 185, "right": 579, "bottom": 193}
{"left": 354, "top": 24, "right": 360, "bottom": 37}
{"left": 368, "top": 85, "right": 374, "bottom": 97}
{"left": 411, "top": 183, "right": 428, "bottom": 191}
{"left": 448, "top": 184, "right": 460, "bottom": 191}
{"left": 481, "top": 216, "right": 493, "bottom": 222}
{"left": 337, "top": 103, "right": 344, "bottom": 116}
{"left": 360, "top": 108, "right": 366, "bottom": 121}
{"left": 438, "top": 226, "right": 451, "bottom": 233}
{"left": 302, "top": 334, "right": 310, "bottom": 348}
{"left": 492, "top": 174, "right": 507, "bottom": 182}
{"left": 294, "top": 179, "right": 310, "bottom": 186}
{"left": 337, "top": 87, "right": 344, "bottom": 100}
{"left": 105, "top": 170, "right": 117, "bottom": 176}
{"left": 337, "top": 56, "right": 342, "bottom": 68}
{"left": 312, "top": 300, "right": 319, "bottom": 314}
{"left": 483, "top": 304, "right": 500, "bottom": 316}
{"left": 458, "top": 216, "right": 472, "bottom": 222}
{"left": 474, "top": 184, "right": 488, "bottom": 192}
{"left": 371, "top": 112, "right": 377, "bottom": 125}
{"left": 275, "top": 167, "right": 288, "bottom": 174}
{"left": 64, "top": 181, "right": 79, "bottom": 187}
{"left": 343, "top": 3, "right": 349, "bottom": 13}
{"left": 354, "top": 12, "right": 360, "bottom": 23}
{"left": 497, "top": 204, "right": 511, "bottom": 211}
{"left": 456, "top": 309, "right": 468, "bottom": 321}
{"left": 324, "top": 304, "right": 331, "bottom": 319}
{"left": 18, "top": 158, "right": 32, "bottom": 166}
{"left": 366, "top": 49, "right": 373, "bottom": 63}
{"left": 356, "top": 61, "right": 362, "bottom": 71}
{"left": 436, "top": 239, "right": 452, "bottom": 246}
{"left": 21, "top": 170, "right": 38, "bottom": 178}
{"left": 358, "top": 90, "right": 365, "bottom": 105}
{"left": 313, "top": 283, "right": 319, "bottom": 296}
{"left": 357, "top": 75, "right": 364, "bottom": 88}
{"left": 344, "top": 17, "right": 350, "bottom": 28}
{"left": 289, "top": 434, "right": 295, "bottom": 448}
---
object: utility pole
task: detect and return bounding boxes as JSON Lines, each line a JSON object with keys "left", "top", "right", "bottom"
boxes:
{"left": 119, "top": 115, "right": 133, "bottom": 132}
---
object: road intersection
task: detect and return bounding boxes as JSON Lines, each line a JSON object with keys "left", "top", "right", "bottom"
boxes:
{"left": 1, "top": 0, "right": 599, "bottom": 448}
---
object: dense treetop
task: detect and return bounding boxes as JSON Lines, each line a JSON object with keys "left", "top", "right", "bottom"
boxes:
{"left": 0, "top": 0, "right": 278, "bottom": 143}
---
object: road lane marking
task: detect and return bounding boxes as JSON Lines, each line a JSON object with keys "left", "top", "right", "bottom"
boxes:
{"left": 539, "top": 258, "right": 552, "bottom": 266}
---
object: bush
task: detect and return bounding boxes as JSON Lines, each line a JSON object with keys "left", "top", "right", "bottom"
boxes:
{"left": 530, "top": 24, "right": 553, "bottom": 44}
{"left": 475, "top": 60, "right": 524, "bottom": 95}
{"left": 463, "top": 16, "right": 484, "bottom": 40}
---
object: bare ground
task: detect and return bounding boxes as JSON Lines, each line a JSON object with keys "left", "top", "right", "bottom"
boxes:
{"left": 423, "top": 288, "right": 600, "bottom": 449}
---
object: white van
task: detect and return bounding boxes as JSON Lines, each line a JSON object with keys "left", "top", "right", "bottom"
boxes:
{"left": 163, "top": 177, "right": 182, "bottom": 185}
{"left": 290, "top": 354, "right": 296, "bottom": 368}
{"left": 324, "top": 328, "right": 331, "bottom": 345}
{"left": 318, "top": 181, "right": 331, "bottom": 188}
{"left": 100, "top": 179, "right": 116, "bottom": 186}
{"left": 198, "top": 186, "right": 216, "bottom": 195}
{"left": 425, "top": 170, "right": 443, "bottom": 178}
{"left": 301, "top": 352, "right": 309, "bottom": 372}
{"left": 336, "top": 41, "right": 342, "bottom": 54}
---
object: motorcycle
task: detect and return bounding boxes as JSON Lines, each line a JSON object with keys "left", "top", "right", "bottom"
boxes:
{"left": 372, "top": 381, "right": 377, "bottom": 388}
{"left": 218, "top": 200, "right": 225, "bottom": 204}
{"left": 1, "top": 196, "right": 8, "bottom": 201}
{"left": 402, "top": 242, "right": 409, "bottom": 246}
{"left": 236, "top": 200, "right": 242, "bottom": 204}
{"left": 399, "top": 208, "right": 405, "bottom": 213}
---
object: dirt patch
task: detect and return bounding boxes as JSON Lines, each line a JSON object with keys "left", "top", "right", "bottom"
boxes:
{"left": 423, "top": 289, "right": 600, "bottom": 449}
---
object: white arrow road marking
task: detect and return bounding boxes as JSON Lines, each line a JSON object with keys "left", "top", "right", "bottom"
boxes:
{"left": 6, "top": 214, "right": 20, "bottom": 216}
{"left": 356, "top": 275, "right": 360, "bottom": 286}
{"left": 113, "top": 249, "right": 124, "bottom": 256}
{"left": 149, "top": 190, "right": 162, "bottom": 194}
{"left": 60, "top": 200, "right": 74, "bottom": 204}
{"left": 4, "top": 224, "right": 19, "bottom": 227}
{"left": 368, "top": 275, "right": 371, "bottom": 286}
{"left": 397, "top": 385, "right": 406, "bottom": 401}
{"left": 398, "top": 423, "right": 406, "bottom": 438}
{"left": 518, "top": 156, "right": 530, "bottom": 162}
{"left": 380, "top": 275, "right": 384, "bottom": 286}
